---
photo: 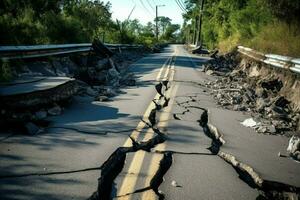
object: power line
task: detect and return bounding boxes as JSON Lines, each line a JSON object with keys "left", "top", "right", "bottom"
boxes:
{"left": 146, "top": 0, "right": 155, "bottom": 11}
{"left": 139, "top": 0, "right": 155, "bottom": 17}
{"left": 175, "top": 0, "right": 185, "bottom": 12}
{"left": 178, "top": 0, "right": 188, "bottom": 12}
{"left": 175, "top": 0, "right": 186, "bottom": 12}
{"left": 178, "top": 0, "right": 187, "bottom": 11}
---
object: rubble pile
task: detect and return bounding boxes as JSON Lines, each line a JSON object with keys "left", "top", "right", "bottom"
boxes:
{"left": 0, "top": 102, "right": 65, "bottom": 135}
{"left": 0, "top": 48, "right": 148, "bottom": 135}
{"left": 203, "top": 50, "right": 239, "bottom": 75}
{"left": 287, "top": 135, "right": 300, "bottom": 161}
{"left": 205, "top": 53, "right": 300, "bottom": 136}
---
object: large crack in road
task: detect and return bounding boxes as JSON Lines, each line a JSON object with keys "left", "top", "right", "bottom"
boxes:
{"left": 87, "top": 59, "right": 175, "bottom": 200}
{"left": 174, "top": 92, "right": 300, "bottom": 199}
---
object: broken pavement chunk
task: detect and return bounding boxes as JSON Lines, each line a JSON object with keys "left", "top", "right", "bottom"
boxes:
{"left": 48, "top": 105, "right": 62, "bottom": 116}
{"left": 241, "top": 118, "right": 258, "bottom": 128}
{"left": 25, "top": 122, "right": 42, "bottom": 135}
{"left": 287, "top": 135, "right": 300, "bottom": 161}
{"left": 35, "top": 110, "right": 47, "bottom": 120}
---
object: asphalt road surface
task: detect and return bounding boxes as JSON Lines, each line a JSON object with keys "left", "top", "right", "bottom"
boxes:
{"left": 0, "top": 45, "right": 299, "bottom": 200}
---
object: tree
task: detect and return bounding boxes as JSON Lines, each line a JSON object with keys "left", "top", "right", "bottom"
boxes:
{"left": 163, "top": 24, "right": 180, "bottom": 42}
{"left": 157, "top": 16, "right": 172, "bottom": 35}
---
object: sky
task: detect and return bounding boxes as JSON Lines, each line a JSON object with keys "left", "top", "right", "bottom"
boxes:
{"left": 101, "top": 0, "right": 185, "bottom": 26}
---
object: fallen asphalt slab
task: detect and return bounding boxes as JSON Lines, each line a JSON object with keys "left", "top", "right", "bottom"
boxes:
{"left": 0, "top": 77, "right": 73, "bottom": 96}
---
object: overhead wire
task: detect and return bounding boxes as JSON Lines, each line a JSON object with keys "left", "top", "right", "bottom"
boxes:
{"left": 179, "top": 0, "right": 188, "bottom": 11}
{"left": 139, "top": 0, "right": 155, "bottom": 17}
{"left": 146, "top": 0, "right": 155, "bottom": 11}
{"left": 175, "top": 0, "right": 186, "bottom": 12}
{"left": 178, "top": 0, "right": 188, "bottom": 13}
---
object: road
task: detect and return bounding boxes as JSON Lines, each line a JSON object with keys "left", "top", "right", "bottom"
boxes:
{"left": 0, "top": 45, "right": 299, "bottom": 200}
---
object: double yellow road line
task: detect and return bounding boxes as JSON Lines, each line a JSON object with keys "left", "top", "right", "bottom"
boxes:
{"left": 117, "top": 50, "right": 178, "bottom": 200}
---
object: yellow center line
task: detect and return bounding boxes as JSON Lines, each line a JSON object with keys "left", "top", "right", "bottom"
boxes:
{"left": 116, "top": 54, "right": 174, "bottom": 199}
{"left": 141, "top": 82, "right": 179, "bottom": 200}
{"left": 122, "top": 55, "right": 172, "bottom": 147}
{"left": 117, "top": 82, "right": 176, "bottom": 199}
{"left": 156, "top": 57, "right": 171, "bottom": 81}
{"left": 117, "top": 50, "right": 178, "bottom": 199}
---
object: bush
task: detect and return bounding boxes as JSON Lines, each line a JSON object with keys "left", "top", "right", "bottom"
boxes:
{"left": 0, "top": 61, "right": 13, "bottom": 82}
{"left": 248, "top": 21, "right": 300, "bottom": 57}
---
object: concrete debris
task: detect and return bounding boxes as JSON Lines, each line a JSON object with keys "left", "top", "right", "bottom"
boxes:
{"left": 203, "top": 50, "right": 239, "bottom": 73}
{"left": 47, "top": 105, "right": 62, "bottom": 116}
{"left": 171, "top": 180, "right": 180, "bottom": 187}
{"left": 206, "top": 68, "right": 299, "bottom": 135}
{"left": 35, "top": 110, "right": 47, "bottom": 120}
{"left": 241, "top": 118, "right": 258, "bottom": 128}
{"left": 95, "top": 95, "right": 109, "bottom": 102}
{"left": 120, "top": 73, "right": 136, "bottom": 86}
{"left": 95, "top": 59, "right": 110, "bottom": 71}
{"left": 205, "top": 70, "right": 214, "bottom": 75}
{"left": 287, "top": 135, "right": 300, "bottom": 161}
{"left": 25, "top": 122, "right": 42, "bottom": 135}
{"left": 1, "top": 47, "right": 146, "bottom": 135}
{"left": 103, "top": 88, "right": 118, "bottom": 97}
{"left": 86, "top": 87, "right": 99, "bottom": 97}
{"left": 106, "top": 68, "right": 120, "bottom": 87}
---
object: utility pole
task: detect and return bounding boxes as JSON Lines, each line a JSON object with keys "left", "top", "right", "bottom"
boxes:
{"left": 193, "top": 16, "right": 198, "bottom": 45}
{"left": 196, "top": 0, "right": 205, "bottom": 47}
{"left": 155, "top": 5, "right": 165, "bottom": 42}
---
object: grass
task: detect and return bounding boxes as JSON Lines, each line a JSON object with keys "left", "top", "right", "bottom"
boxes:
{"left": 218, "top": 33, "right": 241, "bottom": 53}
{"left": 248, "top": 21, "right": 300, "bottom": 57}
{"left": 217, "top": 21, "right": 300, "bottom": 58}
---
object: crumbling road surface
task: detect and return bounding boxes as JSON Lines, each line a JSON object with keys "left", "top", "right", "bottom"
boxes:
{"left": 0, "top": 45, "right": 299, "bottom": 200}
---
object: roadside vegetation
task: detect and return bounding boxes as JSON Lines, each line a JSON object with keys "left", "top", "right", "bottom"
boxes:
{"left": 182, "top": 0, "right": 300, "bottom": 57}
{"left": 0, "top": 0, "right": 182, "bottom": 81}
{"left": 0, "top": 0, "right": 181, "bottom": 46}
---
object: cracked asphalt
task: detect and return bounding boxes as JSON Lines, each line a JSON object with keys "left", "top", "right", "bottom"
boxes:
{"left": 0, "top": 45, "right": 299, "bottom": 200}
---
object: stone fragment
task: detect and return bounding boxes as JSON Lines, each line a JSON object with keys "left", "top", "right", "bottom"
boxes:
{"left": 96, "top": 95, "right": 109, "bottom": 102}
{"left": 25, "top": 122, "right": 41, "bottom": 135}
{"left": 287, "top": 135, "right": 300, "bottom": 155}
{"left": 95, "top": 59, "right": 109, "bottom": 71}
{"left": 255, "top": 87, "right": 267, "bottom": 98}
{"left": 48, "top": 105, "right": 62, "bottom": 116}
{"left": 171, "top": 180, "right": 180, "bottom": 187}
{"left": 267, "top": 125, "right": 276, "bottom": 133}
{"left": 241, "top": 118, "right": 257, "bottom": 128}
{"left": 35, "top": 110, "right": 47, "bottom": 120}
{"left": 105, "top": 88, "right": 118, "bottom": 97}
{"left": 256, "top": 98, "right": 267, "bottom": 113}
{"left": 106, "top": 69, "right": 120, "bottom": 87}
{"left": 256, "top": 126, "right": 267, "bottom": 133}
{"left": 205, "top": 70, "right": 214, "bottom": 75}
{"left": 86, "top": 87, "right": 98, "bottom": 97}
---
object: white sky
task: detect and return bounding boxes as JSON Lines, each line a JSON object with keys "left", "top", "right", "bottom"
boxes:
{"left": 101, "top": 0, "right": 185, "bottom": 25}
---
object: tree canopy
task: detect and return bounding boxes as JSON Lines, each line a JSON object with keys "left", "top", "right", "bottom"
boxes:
{"left": 0, "top": 0, "right": 181, "bottom": 46}
{"left": 180, "top": 0, "right": 300, "bottom": 56}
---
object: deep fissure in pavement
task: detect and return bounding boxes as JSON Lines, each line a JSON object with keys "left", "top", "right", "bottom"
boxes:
{"left": 114, "top": 152, "right": 173, "bottom": 199}
{"left": 198, "top": 105, "right": 299, "bottom": 199}
{"left": 175, "top": 91, "right": 300, "bottom": 199}
{"left": 87, "top": 79, "right": 174, "bottom": 200}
